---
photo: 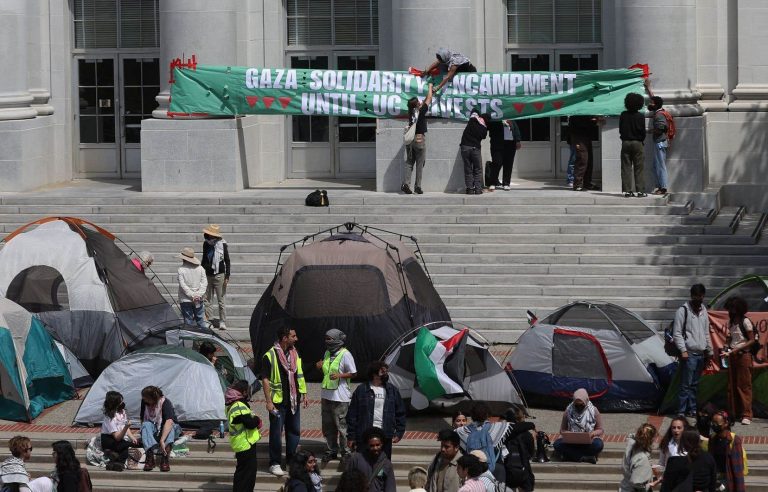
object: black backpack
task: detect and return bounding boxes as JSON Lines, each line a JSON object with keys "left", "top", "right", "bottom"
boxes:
{"left": 305, "top": 189, "right": 329, "bottom": 207}
{"left": 664, "top": 306, "right": 688, "bottom": 357}
{"left": 504, "top": 432, "right": 533, "bottom": 489}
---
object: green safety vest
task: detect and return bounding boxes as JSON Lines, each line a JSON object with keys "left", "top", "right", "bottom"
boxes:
{"left": 264, "top": 347, "right": 306, "bottom": 404}
{"left": 226, "top": 400, "right": 261, "bottom": 453}
{"left": 321, "top": 348, "right": 348, "bottom": 390}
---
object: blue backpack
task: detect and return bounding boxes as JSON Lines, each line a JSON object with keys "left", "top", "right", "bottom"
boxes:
{"left": 466, "top": 423, "right": 497, "bottom": 472}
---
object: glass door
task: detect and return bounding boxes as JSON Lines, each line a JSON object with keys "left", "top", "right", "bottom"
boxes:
{"left": 75, "top": 57, "right": 119, "bottom": 177}
{"left": 334, "top": 53, "right": 376, "bottom": 178}
{"left": 289, "top": 54, "right": 332, "bottom": 178}
{"left": 507, "top": 53, "right": 554, "bottom": 179}
{"left": 120, "top": 56, "right": 160, "bottom": 177}
{"left": 555, "top": 52, "right": 600, "bottom": 180}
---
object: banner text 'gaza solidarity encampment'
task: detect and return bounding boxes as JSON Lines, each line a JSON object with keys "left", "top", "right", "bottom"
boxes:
{"left": 169, "top": 65, "right": 646, "bottom": 120}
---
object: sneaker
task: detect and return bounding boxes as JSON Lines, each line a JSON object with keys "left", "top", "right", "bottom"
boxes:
{"left": 623, "top": 192, "right": 635, "bottom": 198}
{"left": 579, "top": 456, "right": 598, "bottom": 464}
{"left": 565, "top": 181, "right": 574, "bottom": 187}
{"left": 414, "top": 187, "right": 423, "bottom": 195}
{"left": 474, "top": 188, "right": 483, "bottom": 194}
{"left": 502, "top": 185, "right": 511, "bottom": 191}
{"left": 269, "top": 464, "right": 285, "bottom": 476}
{"left": 488, "top": 185, "right": 496, "bottom": 191}
{"left": 401, "top": 184, "right": 413, "bottom": 194}
{"left": 741, "top": 418, "right": 752, "bottom": 425}
{"left": 218, "top": 322, "right": 227, "bottom": 330}
{"left": 574, "top": 187, "right": 584, "bottom": 192}
{"left": 466, "top": 188, "right": 474, "bottom": 195}
{"left": 636, "top": 192, "right": 648, "bottom": 197}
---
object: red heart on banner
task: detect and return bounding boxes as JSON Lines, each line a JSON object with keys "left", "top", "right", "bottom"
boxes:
{"left": 263, "top": 96, "right": 275, "bottom": 109}
{"left": 278, "top": 97, "right": 291, "bottom": 109}
{"left": 533, "top": 102, "right": 545, "bottom": 111}
{"left": 513, "top": 103, "right": 525, "bottom": 113}
{"left": 246, "top": 96, "right": 259, "bottom": 107}
{"left": 552, "top": 101, "right": 564, "bottom": 110}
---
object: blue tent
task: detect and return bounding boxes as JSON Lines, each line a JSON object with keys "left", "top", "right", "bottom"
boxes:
{"left": 0, "top": 299, "right": 75, "bottom": 421}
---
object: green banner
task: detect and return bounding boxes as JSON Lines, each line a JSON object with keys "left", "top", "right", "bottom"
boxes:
{"left": 169, "top": 64, "right": 645, "bottom": 120}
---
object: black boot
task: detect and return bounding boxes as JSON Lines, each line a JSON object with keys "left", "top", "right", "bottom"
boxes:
{"left": 535, "top": 431, "right": 551, "bottom": 463}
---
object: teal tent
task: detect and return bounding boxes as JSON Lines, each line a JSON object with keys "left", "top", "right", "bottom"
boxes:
{"left": 0, "top": 298, "right": 75, "bottom": 421}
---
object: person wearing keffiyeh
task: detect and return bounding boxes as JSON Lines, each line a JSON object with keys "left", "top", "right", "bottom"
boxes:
{"left": 226, "top": 380, "right": 262, "bottom": 492}
{"left": 552, "top": 388, "right": 605, "bottom": 463}
{"left": 260, "top": 326, "right": 308, "bottom": 477}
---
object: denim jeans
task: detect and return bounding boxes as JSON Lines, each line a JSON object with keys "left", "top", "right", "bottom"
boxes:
{"left": 566, "top": 144, "right": 576, "bottom": 183}
{"left": 653, "top": 140, "right": 669, "bottom": 189}
{"left": 678, "top": 352, "right": 707, "bottom": 414}
{"left": 269, "top": 402, "right": 301, "bottom": 466}
{"left": 180, "top": 301, "right": 206, "bottom": 328}
{"left": 553, "top": 437, "right": 604, "bottom": 462}
{"left": 141, "top": 421, "right": 182, "bottom": 453}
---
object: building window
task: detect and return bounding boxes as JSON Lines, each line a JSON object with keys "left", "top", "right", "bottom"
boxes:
{"left": 73, "top": 0, "right": 159, "bottom": 49}
{"left": 287, "top": 0, "right": 379, "bottom": 46}
{"left": 510, "top": 55, "right": 551, "bottom": 142}
{"left": 291, "top": 56, "right": 330, "bottom": 143}
{"left": 507, "top": 0, "right": 601, "bottom": 44}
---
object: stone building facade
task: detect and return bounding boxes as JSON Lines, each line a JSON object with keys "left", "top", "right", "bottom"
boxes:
{"left": 0, "top": 1, "right": 765, "bottom": 206}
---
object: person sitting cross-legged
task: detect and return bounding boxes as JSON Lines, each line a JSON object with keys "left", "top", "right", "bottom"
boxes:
{"left": 552, "top": 388, "right": 604, "bottom": 463}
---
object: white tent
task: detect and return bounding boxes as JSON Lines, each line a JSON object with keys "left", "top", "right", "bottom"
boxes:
{"left": 384, "top": 323, "right": 523, "bottom": 413}
{"left": 74, "top": 346, "right": 226, "bottom": 425}
{"left": 54, "top": 341, "right": 93, "bottom": 388}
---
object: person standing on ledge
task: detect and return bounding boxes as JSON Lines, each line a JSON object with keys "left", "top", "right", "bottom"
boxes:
{"left": 402, "top": 83, "right": 434, "bottom": 195}
{"left": 201, "top": 224, "right": 230, "bottom": 330}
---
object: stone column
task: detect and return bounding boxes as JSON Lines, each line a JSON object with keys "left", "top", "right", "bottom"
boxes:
{"left": 153, "top": 0, "right": 238, "bottom": 118}
{"left": 730, "top": 2, "right": 768, "bottom": 111}
{"left": 0, "top": 0, "right": 36, "bottom": 120}
{"left": 600, "top": 1, "right": 705, "bottom": 194}
{"left": 27, "top": 0, "right": 53, "bottom": 116}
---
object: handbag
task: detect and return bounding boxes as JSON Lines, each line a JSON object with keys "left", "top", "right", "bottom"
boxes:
{"left": 403, "top": 122, "right": 417, "bottom": 145}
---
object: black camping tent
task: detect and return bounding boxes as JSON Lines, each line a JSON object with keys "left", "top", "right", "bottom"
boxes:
{"left": 250, "top": 224, "right": 450, "bottom": 380}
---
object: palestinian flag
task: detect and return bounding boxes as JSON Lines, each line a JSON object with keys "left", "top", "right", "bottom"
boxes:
{"left": 414, "top": 327, "right": 468, "bottom": 400}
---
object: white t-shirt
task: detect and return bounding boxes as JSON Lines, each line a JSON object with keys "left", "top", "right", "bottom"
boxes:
{"left": 320, "top": 350, "right": 357, "bottom": 403}
{"left": 101, "top": 410, "right": 129, "bottom": 435}
{"left": 372, "top": 385, "right": 386, "bottom": 428}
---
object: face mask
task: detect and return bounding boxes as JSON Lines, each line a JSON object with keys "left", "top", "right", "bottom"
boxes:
{"left": 380, "top": 373, "right": 389, "bottom": 384}
{"left": 117, "top": 401, "right": 126, "bottom": 412}
{"left": 691, "top": 299, "right": 703, "bottom": 309}
{"left": 711, "top": 424, "right": 722, "bottom": 434}
{"left": 574, "top": 404, "right": 585, "bottom": 412}
{"left": 647, "top": 104, "right": 655, "bottom": 111}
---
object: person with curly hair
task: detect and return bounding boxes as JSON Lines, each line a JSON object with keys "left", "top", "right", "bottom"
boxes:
{"left": 346, "top": 427, "right": 396, "bottom": 492}
{"left": 723, "top": 296, "right": 756, "bottom": 425}
{"left": 619, "top": 423, "right": 659, "bottom": 492}
{"left": 619, "top": 91, "right": 647, "bottom": 197}
{"left": 0, "top": 436, "right": 55, "bottom": 491}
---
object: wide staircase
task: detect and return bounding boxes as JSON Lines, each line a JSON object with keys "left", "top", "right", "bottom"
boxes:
{"left": 1, "top": 192, "right": 767, "bottom": 343}
{"left": 0, "top": 190, "right": 765, "bottom": 344}
{"left": 12, "top": 435, "right": 768, "bottom": 491}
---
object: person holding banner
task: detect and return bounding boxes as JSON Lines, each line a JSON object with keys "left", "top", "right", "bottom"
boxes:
{"left": 460, "top": 111, "right": 490, "bottom": 195}
{"left": 403, "top": 83, "right": 434, "bottom": 195}
{"left": 423, "top": 49, "right": 477, "bottom": 93}
{"left": 723, "top": 296, "right": 755, "bottom": 425}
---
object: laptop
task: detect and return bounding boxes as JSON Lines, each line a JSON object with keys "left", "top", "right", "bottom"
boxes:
{"left": 559, "top": 431, "right": 593, "bottom": 444}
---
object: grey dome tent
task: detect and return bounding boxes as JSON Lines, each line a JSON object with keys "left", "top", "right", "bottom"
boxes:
{"left": 74, "top": 345, "right": 226, "bottom": 425}
{"left": 54, "top": 341, "right": 93, "bottom": 389}
{"left": 384, "top": 322, "right": 523, "bottom": 414}
{"left": 250, "top": 224, "right": 450, "bottom": 380}
{"left": 0, "top": 217, "right": 180, "bottom": 376}
{"left": 509, "top": 301, "right": 676, "bottom": 412}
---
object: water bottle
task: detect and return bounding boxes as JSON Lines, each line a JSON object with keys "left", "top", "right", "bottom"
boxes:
{"left": 219, "top": 421, "right": 225, "bottom": 438}
{"left": 720, "top": 349, "right": 729, "bottom": 369}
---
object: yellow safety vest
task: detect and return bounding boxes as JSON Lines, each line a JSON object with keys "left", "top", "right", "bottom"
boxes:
{"left": 264, "top": 347, "right": 306, "bottom": 404}
{"left": 321, "top": 348, "right": 348, "bottom": 390}
{"left": 226, "top": 400, "right": 261, "bottom": 453}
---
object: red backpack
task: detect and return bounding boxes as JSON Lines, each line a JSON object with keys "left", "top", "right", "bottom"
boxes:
{"left": 657, "top": 109, "right": 676, "bottom": 142}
